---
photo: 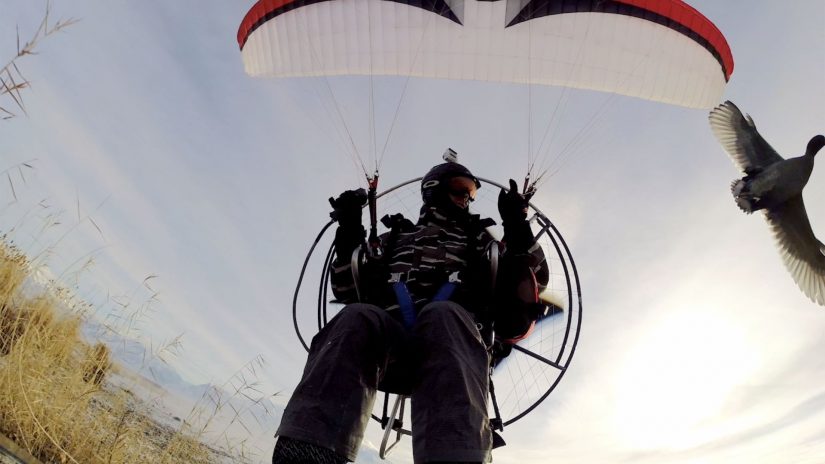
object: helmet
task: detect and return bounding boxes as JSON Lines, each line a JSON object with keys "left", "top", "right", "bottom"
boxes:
{"left": 421, "top": 162, "right": 481, "bottom": 206}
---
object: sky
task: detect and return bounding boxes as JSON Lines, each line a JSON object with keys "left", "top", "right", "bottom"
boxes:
{"left": 2, "top": 1, "right": 825, "bottom": 463}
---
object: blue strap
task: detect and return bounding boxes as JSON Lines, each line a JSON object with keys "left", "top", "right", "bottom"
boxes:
{"left": 393, "top": 281, "right": 458, "bottom": 331}
{"left": 432, "top": 282, "right": 457, "bottom": 302}
{"left": 393, "top": 281, "right": 417, "bottom": 330}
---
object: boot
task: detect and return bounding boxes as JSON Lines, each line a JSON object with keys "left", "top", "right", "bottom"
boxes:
{"left": 271, "top": 436, "right": 347, "bottom": 464}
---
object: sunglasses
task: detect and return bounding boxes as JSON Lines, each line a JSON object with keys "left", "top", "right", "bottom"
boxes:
{"left": 448, "top": 187, "right": 476, "bottom": 202}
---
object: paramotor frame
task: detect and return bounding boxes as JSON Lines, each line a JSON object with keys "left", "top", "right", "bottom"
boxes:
{"left": 291, "top": 176, "right": 582, "bottom": 434}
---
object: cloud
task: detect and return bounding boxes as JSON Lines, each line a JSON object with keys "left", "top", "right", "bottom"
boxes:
{"left": 619, "top": 388, "right": 825, "bottom": 463}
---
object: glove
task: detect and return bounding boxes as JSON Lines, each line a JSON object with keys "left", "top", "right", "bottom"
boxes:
{"left": 380, "top": 213, "right": 415, "bottom": 233}
{"left": 497, "top": 179, "right": 529, "bottom": 225}
{"left": 334, "top": 225, "right": 366, "bottom": 262}
{"left": 329, "top": 188, "right": 367, "bottom": 228}
{"left": 329, "top": 189, "right": 368, "bottom": 260}
{"left": 498, "top": 179, "right": 533, "bottom": 253}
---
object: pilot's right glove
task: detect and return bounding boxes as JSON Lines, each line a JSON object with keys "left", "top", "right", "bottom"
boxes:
{"left": 329, "top": 189, "right": 368, "bottom": 260}
{"left": 329, "top": 188, "right": 368, "bottom": 228}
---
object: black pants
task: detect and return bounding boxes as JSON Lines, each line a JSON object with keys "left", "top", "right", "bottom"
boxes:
{"left": 276, "top": 301, "right": 492, "bottom": 463}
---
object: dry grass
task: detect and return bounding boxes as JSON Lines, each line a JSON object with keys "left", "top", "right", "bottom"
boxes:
{"left": 0, "top": 240, "right": 237, "bottom": 463}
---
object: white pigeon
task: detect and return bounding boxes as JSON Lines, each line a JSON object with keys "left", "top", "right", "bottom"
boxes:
{"left": 709, "top": 100, "right": 825, "bottom": 305}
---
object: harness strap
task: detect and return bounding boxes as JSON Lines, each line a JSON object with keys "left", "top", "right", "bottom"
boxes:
{"left": 432, "top": 271, "right": 461, "bottom": 302}
{"left": 390, "top": 271, "right": 461, "bottom": 330}
{"left": 391, "top": 279, "right": 416, "bottom": 330}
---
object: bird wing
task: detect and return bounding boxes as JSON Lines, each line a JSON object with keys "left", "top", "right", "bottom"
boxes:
{"left": 764, "top": 195, "right": 825, "bottom": 306}
{"left": 709, "top": 100, "right": 784, "bottom": 174}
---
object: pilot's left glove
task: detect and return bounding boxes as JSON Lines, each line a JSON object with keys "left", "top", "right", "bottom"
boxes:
{"left": 497, "top": 179, "right": 529, "bottom": 224}
{"left": 498, "top": 179, "right": 534, "bottom": 254}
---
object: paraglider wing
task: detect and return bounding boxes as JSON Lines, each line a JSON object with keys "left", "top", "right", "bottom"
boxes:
{"left": 238, "top": 0, "right": 733, "bottom": 108}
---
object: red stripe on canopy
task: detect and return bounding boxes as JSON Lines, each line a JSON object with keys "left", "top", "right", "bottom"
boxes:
{"left": 238, "top": 0, "right": 300, "bottom": 50}
{"left": 614, "top": 0, "right": 733, "bottom": 80}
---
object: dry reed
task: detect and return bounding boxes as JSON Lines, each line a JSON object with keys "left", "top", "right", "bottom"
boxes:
{"left": 1, "top": 0, "right": 76, "bottom": 121}
{"left": 0, "top": 238, "right": 244, "bottom": 463}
